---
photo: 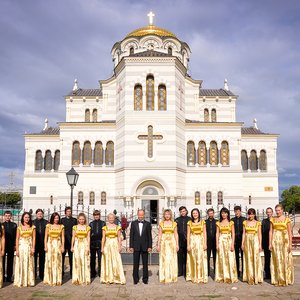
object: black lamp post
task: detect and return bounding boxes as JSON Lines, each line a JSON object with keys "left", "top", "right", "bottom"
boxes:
{"left": 66, "top": 167, "right": 79, "bottom": 209}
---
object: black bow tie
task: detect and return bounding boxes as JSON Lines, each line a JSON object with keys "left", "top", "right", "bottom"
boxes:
{"left": 138, "top": 221, "right": 144, "bottom": 224}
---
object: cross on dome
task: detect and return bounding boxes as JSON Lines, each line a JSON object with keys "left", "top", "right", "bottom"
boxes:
{"left": 147, "top": 11, "right": 155, "bottom": 25}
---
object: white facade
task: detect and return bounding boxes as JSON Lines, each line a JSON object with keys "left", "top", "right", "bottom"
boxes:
{"left": 23, "top": 21, "right": 279, "bottom": 216}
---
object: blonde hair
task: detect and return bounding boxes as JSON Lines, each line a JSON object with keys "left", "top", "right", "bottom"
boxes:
{"left": 275, "top": 203, "right": 284, "bottom": 210}
{"left": 107, "top": 213, "right": 116, "bottom": 220}
{"left": 162, "top": 209, "right": 173, "bottom": 221}
{"left": 77, "top": 212, "right": 87, "bottom": 224}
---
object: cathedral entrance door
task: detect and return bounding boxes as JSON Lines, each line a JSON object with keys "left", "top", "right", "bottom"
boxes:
{"left": 142, "top": 199, "right": 158, "bottom": 224}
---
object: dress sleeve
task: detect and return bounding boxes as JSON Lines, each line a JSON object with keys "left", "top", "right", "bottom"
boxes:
{"left": 270, "top": 217, "right": 274, "bottom": 225}
{"left": 230, "top": 220, "right": 234, "bottom": 227}
{"left": 61, "top": 224, "right": 65, "bottom": 230}
{"left": 187, "top": 220, "right": 191, "bottom": 227}
{"left": 117, "top": 225, "right": 122, "bottom": 231}
{"left": 243, "top": 220, "right": 247, "bottom": 227}
{"left": 216, "top": 221, "right": 220, "bottom": 228}
{"left": 32, "top": 225, "right": 36, "bottom": 230}
{"left": 46, "top": 224, "right": 50, "bottom": 229}
{"left": 87, "top": 225, "right": 91, "bottom": 232}
{"left": 257, "top": 221, "right": 262, "bottom": 227}
{"left": 286, "top": 217, "right": 291, "bottom": 224}
{"left": 173, "top": 221, "right": 177, "bottom": 228}
{"left": 72, "top": 225, "right": 77, "bottom": 231}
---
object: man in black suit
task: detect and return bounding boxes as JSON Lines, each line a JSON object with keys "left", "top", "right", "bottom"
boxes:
{"left": 129, "top": 209, "right": 152, "bottom": 284}
{"left": 33, "top": 209, "right": 48, "bottom": 280}
{"left": 206, "top": 208, "right": 217, "bottom": 277}
{"left": 231, "top": 205, "right": 246, "bottom": 277}
{"left": 61, "top": 206, "right": 77, "bottom": 277}
{"left": 2, "top": 210, "right": 17, "bottom": 282}
{"left": 262, "top": 207, "right": 273, "bottom": 279}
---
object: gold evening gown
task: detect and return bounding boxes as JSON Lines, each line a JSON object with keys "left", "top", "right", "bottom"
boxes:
{"left": 44, "top": 224, "right": 64, "bottom": 286}
{"left": 186, "top": 220, "right": 208, "bottom": 283}
{"left": 159, "top": 221, "right": 178, "bottom": 283}
{"left": 72, "top": 225, "right": 91, "bottom": 285}
{"left": 14, "top": 225, "right": 36, "bottom": 287}
{"left": 100, "top": 225, "right": 125, "bottom": 284}
{"left": 215, "top": 221, "right": 238, "bottom": 283}
{"left": 270, "top": 217, "right": 294, "bottom": 286}
{"left": 242, "top": 220, "right": 263, "bottom": 285}
{"left": 0, "top": 226, "right": 3, "bottom": 288}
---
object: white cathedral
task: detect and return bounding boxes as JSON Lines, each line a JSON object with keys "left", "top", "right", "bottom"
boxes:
{"left": 23, "top": 13, "right": 279, "bottom": 218}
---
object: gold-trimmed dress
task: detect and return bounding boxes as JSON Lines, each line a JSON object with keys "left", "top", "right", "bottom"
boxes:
{"left": 14, "top": 225, "right": 36, "bottom": 287}
{"left": 242, "top": 220, "right": 263, "bottom": 285}
{"left": 186, "top": 220, "right": 208, "bottom": 283}
{"left": 44, "top": 224, "right": 64, "bottom": 286}
{"left": 215, "top": 220, "right": 238, "bottom": 283}
{"left": 72, "top": 225, "right": 91, "bottom": 285}
{"left": 100, "top": 225, "right": 125, "bottom": 284}
{"left": 270, "top": 217, "right": 294, "bottom": 286}
{"left": 159, "top": 221, "right": 178, "bottom": 283}
{"left": 0, "top": 225, "right": 4, "bottom": 288}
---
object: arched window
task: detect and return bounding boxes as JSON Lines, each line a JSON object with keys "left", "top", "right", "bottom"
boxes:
{"left": 146, "top": 74, "right": 154, "bottom": 111}
{"left": 198, "top": 141, "right": 207, "bottom": 166}
{"left": 259, "top": 150, "right": 267, "bottom": 171}
{"left": 54, "top": 150, "right": 60, "bottom": 171}
{"left": 218, "top": 191, "right": 223, "bottom": 205}
{"left": 187, "top": 141, "right": 196, "bottom": 166}
{"left": 209, "top": 141, "right": 218, "bottom": 166}
{"left": 89, "top": 191, "right": 95, "bottom": 205}
{"left": 211, "top": 109, "right": 217, "bottom": 122}
{"left": 204, "top": 108, "right": 209, "bottom": 122}
{"left": 94, "top": 141, "right": 103, "bottom": 165}
{"left": 92, "top": 109, "right": 97, "bottom": 122}
{"left": 85, "top": 109, "right": 90, "bottom": 122}
{"left": 195, "top": 191, "right": 200, "bottom": 205}
{"left": 134, "top": 84, "right": 143, "bottom": 111}
{"left": 78, "top": 191, "right": 83, "bottom": 205}
{"left": 158, "top": 84, "right": 167, "bottom": 111}
{"left": 168, "top": 47, "right": 172, "bottom": 55}
{"left": 72, "top": 141, "right": 81, "bottom": 166}
{"left": 206, "top": 191, "right": 212, "bottom": 205}
{"left": 35, "top": 150, "right": 43, "bottom": 171}
{"left": 83, "top": 141, "right": 92, "bottom": 166}
{"left": 101, "top": 191, "right": 106, "bottom": 205}
{"left": 50, "top": 195, "right": 53, "bottom": 205}
{"left": 44, "top": 150, "right": 52, "bottom": 171}
{"left": 220, "top": 141, "right": 229, "bottom": 166}
{"left": 241, "top": 150, "right": 248, "bottom": 171}
{"left": 129, "top": 47, "right": 134, "bottom": 55}
{"left": 249, "top": 150, "right": 258, "bottom": 171}
{"left": 105, "top": 141, "right": 114, "bottom": 166}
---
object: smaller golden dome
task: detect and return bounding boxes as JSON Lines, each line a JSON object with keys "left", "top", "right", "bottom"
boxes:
{"left": 126, "top": 25, "right": 176, "bottom": 38}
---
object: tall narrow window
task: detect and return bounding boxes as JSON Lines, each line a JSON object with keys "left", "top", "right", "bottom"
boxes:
{"left": 146, "top": 74, "right": 154, "bottom": 111}
{"left": 209, "top": 141, "right": 218, "bottom": 166}
{"left": 101, "top": 191, "right": 107, "bottom": 205}
{"left": 218, "top": 191, "right": 223, "bottom": 205}
{"left": 204, "top": 108, "right": 209, "bottom": 122}
{"left": 89, "top": 191, "right": 95, "bottom": 205}
{"left": 168, "top": 47, "right": 172, "bottom": 55}
{"left": 50, "top": 195, "right": 53, "bottom": 205}
{"left": 92, "top": 109, "right": 97, "bottom": 122}
{"left": 35, "top": 150, "right": 43, "bottom": 171}
{"left": 105, "top": 141, "right": 114, "bottom": 166}
{"left": 211, "top": 109, "right": 217, "bottom": 122}
{"left": 249, "top": 195, "right": 252, "bottom": 205}
{"left": 158, "top": 84, "right": 167, "bottom": 111}
{"left": 195, "top": 191, "right": 200, "bottom": 205}
{"left": 54, "top": 150, "right": 60, "bottom": 171}
{"left": 83, "top": 141, "right": 92, "bottom": 166}
{"left": 241, "top": 150, "right": 248, "bottom": 171}
{"left": 78, "top": 191, "right": 83, "bottom": 205}
{"left": 85, "top": 109, "right": 90, "bottom": 122}
{"left": 198, "top": 141, "right": 207, "bottom": 166}
{"left": 259, "top": 150, "right": 267, "bottom": 171}
{"left": 134, "top": 84, "right": 143, "bottom": 111}
{"left": 250, "top": 150, "right": 258, "bottom": 171}
{"left": 187, "top": 141, "right": 196, "bottom": 166}
{"left": 130, "top": 47, "right": 134, "bottom": 55}
{"left": 44, "top": 150, "right": 52, "bottom": 171}
{"left": 206, "top": 191, "right": 212, "bottom": 205}
{"left": 94, "top": 141, "right": 103, "bottom": 165}
{"left": 220, "top": 141, "right": 229, "bottom": 166}
{"left": 72, "top": 141, "right": 81, "bottom": 166}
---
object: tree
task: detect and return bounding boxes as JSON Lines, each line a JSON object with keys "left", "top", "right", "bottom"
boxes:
{"left": 0, "top": 192, "right": 21, "bottom": 206}
{"left": 281, "top": 185, "right": 300, "bottom": 212}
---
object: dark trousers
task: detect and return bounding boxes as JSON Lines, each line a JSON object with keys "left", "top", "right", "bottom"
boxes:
{"left": 263, "top": 248, "right": 271, "bottom": 278}
{"left": 234, "top": 241, "right": 243, "bottom": 276}
{"left": 177, "top": 246, "right": 188, "bottom": 277}
{"left": 90, "top": 247, "right": 101, "bottom": 277}
{"left": 3, "top": 250, "right": 14, "bottom": 281}
{"left": 133, "top": 250, "right": 149, "bottom": 283}
{"left": 34, "top": 248, "right": 46, "bottom": 280}
{"left": 207, "top": 242, "right": 216, "bottom": 276}
{"left": 62, "top": 246, "right": 73, "bottom": 276}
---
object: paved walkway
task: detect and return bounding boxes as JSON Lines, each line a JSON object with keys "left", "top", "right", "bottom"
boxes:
{"left": 0, "top": 265, "right": 299, "bottom": 300}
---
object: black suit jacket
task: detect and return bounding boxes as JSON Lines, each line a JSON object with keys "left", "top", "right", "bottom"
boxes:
{"left": 61, "top": 217, "right": 77, "bottom": 248}
{"left": 33, "top": 218, "right": 48, "bottom": 251}
{"left": 3, "top": 220, "right": 17, "bottom": 252}
{"left": 261, "top": 218, "right": 270, "bottom": 250}
{"left": 129, "top": 220, "right": 152, "bottom": 251}
{"left": 231, "top": 216, "right": 246, "bottom": 245}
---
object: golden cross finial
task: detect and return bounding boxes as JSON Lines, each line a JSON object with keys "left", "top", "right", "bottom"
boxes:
{"left": 147, "top": 11, "right": 155, "bottom": 25}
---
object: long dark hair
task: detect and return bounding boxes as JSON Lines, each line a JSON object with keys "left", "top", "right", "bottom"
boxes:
{"left": 219, "top": 207, "right": 230, "bottom": 222}
{"left": 50, "top": 212, "right": 61, "bottom": 224}
{"left": 191, "top": 208, "right": 201, "bottom": 223}
{"left": 21, "top": 212, "right": 33, "bottom": 226}
{"left": 247, "top": 208, "right": 257, "bottom": 221}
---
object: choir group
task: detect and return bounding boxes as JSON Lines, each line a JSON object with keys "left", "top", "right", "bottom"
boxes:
{"left": 0, "top": 203, "right": 294, "bottom": 288}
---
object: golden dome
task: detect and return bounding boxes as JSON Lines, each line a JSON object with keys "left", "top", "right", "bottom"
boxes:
{"left": 126, "top": 25, "right": 176, "bottom": 38}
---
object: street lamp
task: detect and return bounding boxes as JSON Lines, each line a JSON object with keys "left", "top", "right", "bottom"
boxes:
{"left": 66, "top": 167, "right": 79, "bottom": 209}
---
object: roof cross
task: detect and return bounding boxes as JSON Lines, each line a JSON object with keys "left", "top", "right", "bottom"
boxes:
{"left": 147, "top": 11, "right": 155, "bottom": 25}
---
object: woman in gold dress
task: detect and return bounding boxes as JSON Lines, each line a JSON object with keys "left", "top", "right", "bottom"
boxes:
{"left": 157, "top": 209, "right": 179, "bottom": 283}
{"left": 0, "top": 224, "right": 5, "bottom": 288}
{"left": 14, "top": 212, "right": 36, "bottom": 287}
{"left": 241, "top": 208, "right": 263, "bottom": 285}
{"left": 186, "top": 208, "right": 208, "bottom": 283}
{"left": 71, "top": 213, "right": 91, "bottom": 285}
{"left": 215, "top": 207, "right": 238, "bottom": 283}
{"left": 44, "top": 212, "right": 65, "bottom": 286}
{"left": 269, "top": 203, "right": 294, "bottom": 286}
{"left": 101, "top": 213, "right": 125, "bottom": 284}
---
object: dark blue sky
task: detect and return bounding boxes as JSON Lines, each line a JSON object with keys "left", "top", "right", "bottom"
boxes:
{"left": 0, "top": 0, "right": 299, "bottom": 195}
